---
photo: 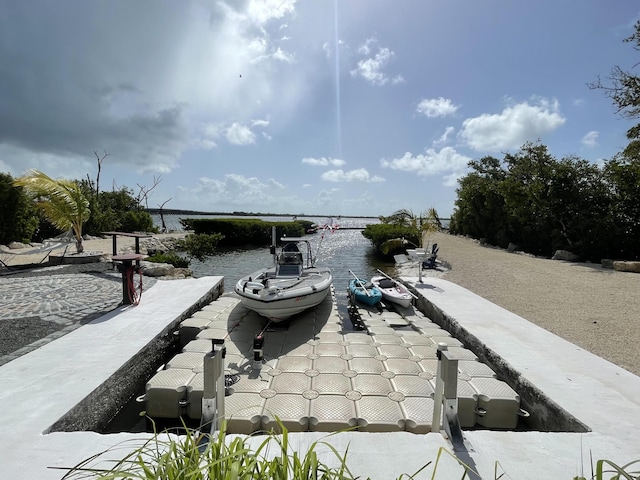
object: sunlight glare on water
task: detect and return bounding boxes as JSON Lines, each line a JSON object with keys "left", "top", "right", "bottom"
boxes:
{"left": 153, "top": 215, "right": 392, "bottom": 318}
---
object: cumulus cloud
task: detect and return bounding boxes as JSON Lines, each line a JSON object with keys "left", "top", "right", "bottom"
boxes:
{"left": 245, "top": 0, "right": 296, "bottom": 24}
{"left": 226, "top": 123, "right": 257, "bottom": 145}
{"left": 417, "top": 97, "right": 459, "bottom": 118}
{"left": 321, "top": 168, "right": 385, "bottom": 182}
{"left": 302, "top": 157, "right": 345, "bottom": 167}
{"left": 196, "top": 121, "right": 260, "bottom": 147}
{"left": 460, "top": 99, "right": 566, "bottom": 152}
{"left": 582, "top": 130, "right": 599, "bottom": 148}
{"left": 433, "top": 127, "right": 456, "bottom": 147}
{"left": 350, "top": 38, "right": 402, "bottom": 86}
{"left": 183, "top": 173, "right": 286, "bottom": 207}
{"left": 381, "top": 146, "right": 471, "bottom": 180}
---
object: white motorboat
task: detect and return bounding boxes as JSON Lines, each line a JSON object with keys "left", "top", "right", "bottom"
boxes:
{"left": 371, "top": 274, "right": 414, "bottom": 308}
{"left": 234, "top": 232, "right": 332, "bottom": 322}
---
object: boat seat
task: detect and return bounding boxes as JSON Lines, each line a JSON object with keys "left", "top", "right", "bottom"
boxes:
{"left": 378, "top": 278, "right": 396, "bottom": 289}
{"left": 276, "top": 264, "right": 302, "bottom": 276}
{"left": 279, "top": 252, "right": 303, "bottom": 265}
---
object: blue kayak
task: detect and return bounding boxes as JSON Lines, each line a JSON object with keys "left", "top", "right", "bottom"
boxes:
{"left": 348, "top": 278, "right": 382, "bottom": 306}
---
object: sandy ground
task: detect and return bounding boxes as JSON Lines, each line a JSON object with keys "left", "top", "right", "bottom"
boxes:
{"left": 0, "top": 233, "right": 187, "bottom": 266}
{"left": 4, "top": 231, "right": 640, "bottom": 376}
{"left": 402, "top": 232, "right": 640, "bottom": 377}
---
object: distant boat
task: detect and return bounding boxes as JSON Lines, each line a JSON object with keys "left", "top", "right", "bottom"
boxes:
{"left": 348, "top": 277, "right": 382, "bottom": 306}
{"left": 234, "top": 230, "right": 332, "bottom": 323}
{"left": 320, "top": 217, "right": 340, "bottom": 232}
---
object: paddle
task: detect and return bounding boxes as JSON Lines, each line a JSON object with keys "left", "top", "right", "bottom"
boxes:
{"left": 348, "top": 269, "right": 371, "bottom": 297}
{"left": 375, "top": 269, "right": 419, "bottom": 299}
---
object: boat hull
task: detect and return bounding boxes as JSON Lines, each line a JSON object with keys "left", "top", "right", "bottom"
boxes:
{"left": 348, "top": 279, "right": 382, "bottom": 306}
{"left": 371, "top": 276, "right": 413, "bottom": 308}
{"left": 235, "top": 268, "right": 333, "bottom": 322}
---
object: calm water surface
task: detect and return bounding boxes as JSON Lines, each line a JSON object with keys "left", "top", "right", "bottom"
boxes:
{"left": 152, "top": 215, "right": 397, "bottom": 317}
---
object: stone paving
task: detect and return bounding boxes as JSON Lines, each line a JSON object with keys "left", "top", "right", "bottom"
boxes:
{"left": 0, "top": 262, "right": 157, "bottom": 365}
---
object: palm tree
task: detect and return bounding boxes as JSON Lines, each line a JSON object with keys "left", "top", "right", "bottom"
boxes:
{"left": 379, "top": 207, "right": 442, "bottom": 255}
{"left": 13, "top": 169, "right": 90, "bottom": 253}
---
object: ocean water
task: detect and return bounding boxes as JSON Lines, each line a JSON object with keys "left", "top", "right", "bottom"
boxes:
{"left": 149, "top": 214, "right": 393, "bottom": 317}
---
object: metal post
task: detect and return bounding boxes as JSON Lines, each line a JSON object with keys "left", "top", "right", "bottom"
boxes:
{"left": 253, "top": 334, "right": 264, "bottom": 370}
{"left": 201, "top": 339, "right": 225, "bottom": 434}
{"left": 441, "top": 350, "right": 459, "bottom": 432}
{"left": 432, "top": 342, "right": 448, "bottom": 430}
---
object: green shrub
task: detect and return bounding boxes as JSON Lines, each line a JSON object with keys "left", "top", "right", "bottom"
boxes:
{"left": 178, "top": 233, "right": 224, "bottom": 262}
{"left": 184, "top": 218, "right": 305, "bottom": 247}
{"left": 60, "top": 418, "right": 435, "bottom": 479}
{"left": 119, "top": 210, "right": 156, "bottom": 233}
{"left": 361, "top": 223, "right": 420, "bottom": 257}
{"left": 0, "top": 172, "right": 39, "bottom": 244}
{"left": 145, "top": 252, "right": 189, "bottom": 268}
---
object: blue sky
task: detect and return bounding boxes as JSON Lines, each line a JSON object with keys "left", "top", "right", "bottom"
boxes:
{"left": 1, "top": 1, "right": 638, "bottom": 218}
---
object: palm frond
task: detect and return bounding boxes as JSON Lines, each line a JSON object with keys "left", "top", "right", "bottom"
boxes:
{"left": 14, "top": 169, "right": 90, "bottom": 252}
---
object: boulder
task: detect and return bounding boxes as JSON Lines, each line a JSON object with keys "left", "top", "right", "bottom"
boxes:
{"left": 171, "top": 267, "right": 193, "bottom": 279}
{"left": 613, "top": 261, "right": 640, "bottom": 273}
{"left": 140, "top": 261, "right": 175, "bottom": 277}
{"left": 8, "top": 241, "right": 28, "bottom": 249}
{"left": 601, "top": 259, "right": 614, "bottom": 269}
{"left": 507, "top": 243, "right": 521, "bottom": 252}
{"left": 552, "top": 250, "right": 579, "bottom": 262}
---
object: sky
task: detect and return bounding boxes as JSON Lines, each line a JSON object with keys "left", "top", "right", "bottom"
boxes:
{"left": 1, "top": 1, "right": 639, "bottom": 218}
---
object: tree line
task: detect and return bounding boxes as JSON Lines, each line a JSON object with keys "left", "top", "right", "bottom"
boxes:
{"left": 451, "top": 21, "right": 640, "bottom": 262}
{"left": 0, "top": 170, "right": 155, "bottom": 250}
{"left": 449, "top": 142, "right": 640, "bottom": 261}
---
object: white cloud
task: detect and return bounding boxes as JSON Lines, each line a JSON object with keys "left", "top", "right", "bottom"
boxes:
{"left": 322, "top": 42, "right": 332, "bottom": 58}
{"left": 226, "top": 122, "right": 256, "bottom": 145}
{"left": 321, "top": 168, "right": 385, "bottom": 183}
{"left": 460, "top": 99, "right": 566, "bottom": 152}
{"left": 357, "top": 38, "right": 376, "bottom": 56}
{"left": 350, "top": 38, "right": 401, "bottom": 87}
{"left": 582, "top": 130, "right": 599, "bottom": 148}
{"left": 302, "top": 157, "right": 345, "bottom": 167}
{"left": 381, "top": 146, "right": 471, "bottom": 179}
{"left": 252, "top": 119, "right": 270, "bottom": 127}
{"left": 273, "top": 47, "right": 295, "bottom": 63}
{"left": 433, "top": 127, "right": 455, "bottom": 147}
{"left": 184, "top": 173, "right": 286, "bottom": 207}
{"left": 246, "top": 0, "right": 297, "bottom": 24}
{"left": 417, "top": 97, "right": 459, "bottom": 118}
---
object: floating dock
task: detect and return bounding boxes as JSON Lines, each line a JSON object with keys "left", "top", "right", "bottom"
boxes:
{"left": 144, "top": 290, "right": 524, "bottom": 433}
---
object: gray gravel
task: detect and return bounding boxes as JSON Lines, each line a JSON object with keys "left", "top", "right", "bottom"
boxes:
{"left": 0, "top": 262, "right": 157, "bottom": 365}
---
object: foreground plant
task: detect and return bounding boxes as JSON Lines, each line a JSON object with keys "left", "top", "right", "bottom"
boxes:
{"left": 57, "top": 418, "right": 638, "bottom": 479}
{"left": 59, "top": 419, "right": 367, "bottom": 479}
{"left": 574, "top": 458, "right": 640, "bottom": 480}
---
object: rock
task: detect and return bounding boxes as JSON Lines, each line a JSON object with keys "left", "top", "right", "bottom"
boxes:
{"left": 140, "top": 261, "right": 175, "bottom": 277}
{"left": 507, "top": 243, "right": 521, "bottom": 252}
{"left": 552, "top": 250, "right": 579, "bottom": 262}
{"left": 8, "top": 241, "right": 28, "bottom": 249}
{"left": 171, "top": 268, "right": 193, "bottom": 279}
{"left": 601, "top": 259, "right": 614, "bottom": 269}
{"left": 613, "top": 261, "right": 640, "bottom": 273}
